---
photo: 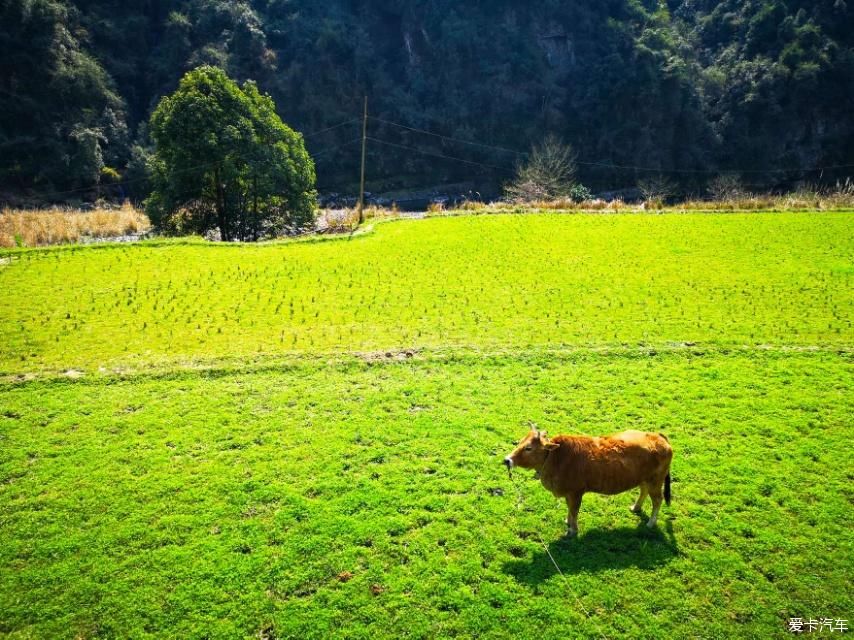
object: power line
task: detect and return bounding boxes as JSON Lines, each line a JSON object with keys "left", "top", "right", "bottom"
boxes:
{"left": 368, "top": 115, "right": 854, "bottom": 176}
{"left": 575, "top": 158, "right": 854, "bottom": 175}
{"left": 367, "top": 136, "right": 515, "bottom": 173}
{"left": 311, "top": 137, "right": 362, "bottom": 161}
{"left": 11, "top": 109, "right": 854, "bottom": 204}
{"left": 369, "top": 116, "right": 527, "bottom": 157}
{"left": 302, "top": 118, "right": 361, "bottom": 139}
{"left": 9, "top": 129, "right": 360, "bottom": 202}
{"left": 16, "top": 173, "right": 152, "bottom": 201}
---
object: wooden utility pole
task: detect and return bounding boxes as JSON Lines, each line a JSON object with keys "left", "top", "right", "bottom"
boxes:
{"left": 357, "top": 96, "right": 368, "bottom": 225}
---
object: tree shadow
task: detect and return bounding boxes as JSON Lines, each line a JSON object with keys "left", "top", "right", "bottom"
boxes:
{"left": 503, "top": 513, "right": 680, "bottom": 585}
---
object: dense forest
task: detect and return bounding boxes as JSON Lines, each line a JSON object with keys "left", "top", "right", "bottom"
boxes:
{"left": 1, "top": 0, "right": 852, "bottom": 201}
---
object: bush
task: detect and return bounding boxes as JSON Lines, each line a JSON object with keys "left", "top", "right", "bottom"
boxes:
{"left": 638, "top": 175, "right": 675, "bottom": 207}
{"left": 506, "top": 136, "right": 579, "bottom": 202}
{"left": 569, "top": 183, "right": 593, "bottom": 202}
{"left": 707, "top": 175, "right": 744, "bottom": 200}
{"left": 100, "top": 167, "right": 121, "bottom": 183}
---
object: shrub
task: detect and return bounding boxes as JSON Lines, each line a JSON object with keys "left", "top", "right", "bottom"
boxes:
{"left": 505, "top": 136, "right": 579, "bottom": 202}
{"left": 100, "top": 166, "right": 121, "bottom": 183}
{"left": 707, "top": 175, "right": 744, "bottom": 200}
{"left": 569, "top": 183, "right": 593, "bottom": 202}
{"left": 638, "top": 175, "right": 675, "bottom": 207}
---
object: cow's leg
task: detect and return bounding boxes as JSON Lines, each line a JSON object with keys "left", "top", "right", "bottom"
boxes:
{"left": 647, "top": 481, "right": 664, "bottom": 528}
{"left": 631, "top": 484, "right": 649, "bottom": 513}
{"left": 565, "top": 493, "right": 583, "bottom": 537}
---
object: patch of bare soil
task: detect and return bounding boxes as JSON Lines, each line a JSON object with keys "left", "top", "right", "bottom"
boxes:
{"left": 356, "top": 348, "right": 421, "bottom": 363}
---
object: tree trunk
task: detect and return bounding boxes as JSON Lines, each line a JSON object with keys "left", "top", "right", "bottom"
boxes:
{"left": 214, "top": 165, "right": 229, "bottom": 241}
{"left": 253, "top": 175, "right": 259, "bottom": 241}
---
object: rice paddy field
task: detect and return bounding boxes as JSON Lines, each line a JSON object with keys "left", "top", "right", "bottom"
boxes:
{"left": 1, "top": 211, "right": 852, "bottom": 639}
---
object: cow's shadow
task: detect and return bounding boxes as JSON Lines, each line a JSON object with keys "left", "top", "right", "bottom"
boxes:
{"left": 502, "top": 515, "right": 679, "bottom": 584}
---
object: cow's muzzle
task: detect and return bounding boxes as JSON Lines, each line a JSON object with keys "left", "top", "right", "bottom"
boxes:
{"left": 503, "top": 456, "right": 514, "bottom": 469}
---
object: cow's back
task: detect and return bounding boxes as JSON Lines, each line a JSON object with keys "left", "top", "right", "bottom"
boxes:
{"left": 543, "top": 431, "right": 672, "bottom": 496}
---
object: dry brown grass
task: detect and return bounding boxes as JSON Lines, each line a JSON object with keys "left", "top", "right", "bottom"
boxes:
{"left": 483, "top": 184, "right": 854, "bottom": 214}
{"left": 0, "top": 202, "right": 151, "bottom": 248}
{"left": 315, "top": 204, "right": 402, "bottom": 233}
{"left": 674, "top": 190, "right": 854, "bottom": 212}
{"left": 532, "top": 198, "right": 629, "bottom": 211}
{"left": 482, "top": 180, "right": 854, "bottom": 214}
{"left": 456, "top": 200, "right": 488, "bottom": 212}
{"left": 363, "top": 203, "right": 400, "bottom": 220}
{"left": 484, "top": 198, "right": 628, "bottom": 213}
{"left": 316, "top": 208, "right": 359, "bottom": 232}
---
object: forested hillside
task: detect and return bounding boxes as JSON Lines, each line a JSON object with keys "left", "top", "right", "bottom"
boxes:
{"left": 1, "top": 0, "right": 852, "bottom": 200}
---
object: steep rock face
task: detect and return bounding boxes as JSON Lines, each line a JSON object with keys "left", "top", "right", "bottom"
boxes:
{"left": 2, "top": 0, "right": 852, "bottom": 196}
{"left": 537, "top": 24, "right": 575, "bottom": 71}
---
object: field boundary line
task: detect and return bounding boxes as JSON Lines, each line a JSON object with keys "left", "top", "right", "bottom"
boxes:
{"left": 1, "top": 343, "right": 850, "bottom": 386}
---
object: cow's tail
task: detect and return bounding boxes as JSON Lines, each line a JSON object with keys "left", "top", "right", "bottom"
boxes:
{"left": 659, "top": 432, "right": 672, "bottom": 506}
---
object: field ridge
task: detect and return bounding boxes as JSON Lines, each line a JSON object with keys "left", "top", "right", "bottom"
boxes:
{"left": 2, "top": 342, "right": 853, "bottom": 386}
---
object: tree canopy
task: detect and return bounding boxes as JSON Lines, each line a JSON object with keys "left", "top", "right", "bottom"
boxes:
{"left": 1, "top": 0, "right": 852, "bottom": 200}
{"left": 147, "top": 66, "right": 315, "bottom": 240}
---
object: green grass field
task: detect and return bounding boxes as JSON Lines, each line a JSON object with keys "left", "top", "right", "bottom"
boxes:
{"left": 2, "top": 212, "right": 851, "bottom": 375}
{"left": 1, "top": 212, "right": 852, "bottom": 638}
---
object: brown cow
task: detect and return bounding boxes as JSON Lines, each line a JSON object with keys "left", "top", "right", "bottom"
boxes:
{"left": 504, "top": 429, "right": 673, "bottom": 536}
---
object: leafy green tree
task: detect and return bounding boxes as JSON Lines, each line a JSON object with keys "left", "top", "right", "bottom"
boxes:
{"left": 146, "top": 66, "right": 316, "bottom": 241}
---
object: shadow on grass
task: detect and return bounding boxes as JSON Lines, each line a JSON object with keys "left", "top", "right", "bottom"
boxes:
{"left": 503, "top": 515, "right": 679, "bottom": 584}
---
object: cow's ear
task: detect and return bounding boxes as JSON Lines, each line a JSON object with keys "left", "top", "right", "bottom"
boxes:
{"left": 544, "top": 441, "right": 559, "bottom": 451}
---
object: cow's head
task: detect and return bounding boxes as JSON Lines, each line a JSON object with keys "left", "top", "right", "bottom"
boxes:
{"left": 504, "top": 430, "right": 558, "bottom": 470}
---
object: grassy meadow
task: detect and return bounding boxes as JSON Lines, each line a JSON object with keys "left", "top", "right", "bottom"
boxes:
{"left": 1, "top": 211, "right": 852, "bottom": 638}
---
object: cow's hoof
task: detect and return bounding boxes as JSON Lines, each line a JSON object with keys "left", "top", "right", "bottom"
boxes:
{"left": 630, "top": 505, "right": 640, "bottom": 513}
{"left": 566, "top": 529, "right": 578, "bottom": 538}
{"left": 646, "top": 520, "right": 657, "bottom": 529}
